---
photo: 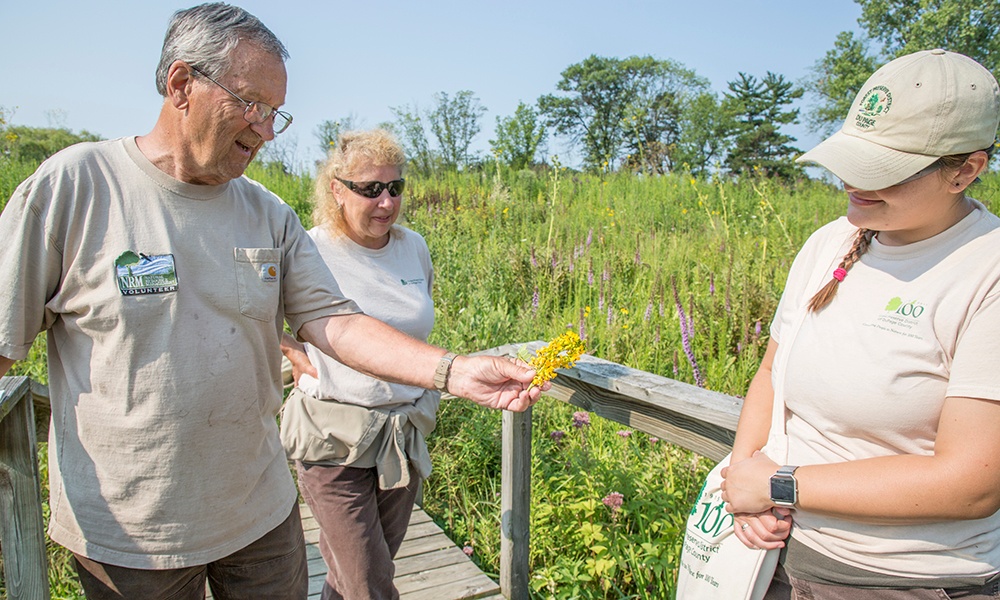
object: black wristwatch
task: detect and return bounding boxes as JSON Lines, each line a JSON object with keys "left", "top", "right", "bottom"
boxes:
{"left": 769, "top": 465, "right": 799, "bottom": 508}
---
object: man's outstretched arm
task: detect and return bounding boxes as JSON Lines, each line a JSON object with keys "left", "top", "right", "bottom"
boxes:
{"left": 298, "top": 313, "right": 545, "bottom": 411}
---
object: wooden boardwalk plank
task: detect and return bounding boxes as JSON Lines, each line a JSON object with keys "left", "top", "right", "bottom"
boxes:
{"left": 304, "top": 504, "right": 500, "bottom": 599}
{"left": 211, "top": 504, "right": 499, "bottom": 600}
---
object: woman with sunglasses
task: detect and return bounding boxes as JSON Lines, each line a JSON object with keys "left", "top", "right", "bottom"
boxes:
{"left": 279, "top": 128, "right": 436, "bottom": 600}
{"left": 719, "top": 49, "right": 1000, "bottom": 598}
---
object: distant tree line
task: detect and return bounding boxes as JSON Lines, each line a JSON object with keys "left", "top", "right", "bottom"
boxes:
{"left": 319, "top": 0, "right": 995, "bottom": 181}
{"left": 3, "top": 0, "right": 996, "bottom": 183}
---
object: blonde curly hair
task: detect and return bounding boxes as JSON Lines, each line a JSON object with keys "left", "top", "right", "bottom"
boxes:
{"left": 313, "top": 128, "right": 406, "bottom": 235}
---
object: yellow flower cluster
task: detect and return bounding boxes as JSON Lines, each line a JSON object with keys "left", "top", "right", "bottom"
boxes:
{"left": 526, "top": 331, "right": 586, "bottom": 388}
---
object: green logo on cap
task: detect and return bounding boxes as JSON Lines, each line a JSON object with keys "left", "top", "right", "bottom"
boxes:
{"left": 855, "top": 85, "right": 892, "bottom": 130}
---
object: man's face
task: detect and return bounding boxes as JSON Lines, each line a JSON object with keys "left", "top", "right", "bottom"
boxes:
{"left": 181, "top": 42, "right": 287, "bottom": 185}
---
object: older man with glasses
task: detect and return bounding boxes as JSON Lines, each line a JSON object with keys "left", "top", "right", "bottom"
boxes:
{"left": 0, "top": 4, "right": 544, "bottom": 599}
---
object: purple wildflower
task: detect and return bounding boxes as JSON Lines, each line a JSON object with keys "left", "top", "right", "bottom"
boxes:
{"left": 463, "top": 545, "right": 474, "bottom": 557}
{"left": 587, "top": 262, "right": 594, "bottom": 287}
{"left": 586, "top": 228, "right": 593, "bottom": 247}
{"left": 602, "top": 492, "right": 624, "bottom": 512}
{"left": 550, "top": 430, "right": 566, "bottom": 442}
{"left": 617, "top": 430, "right": 633, "bottom": 438}
{"left": 754, "top": 320, "right": 762, "bottom": 337}
{"left": 532, "top": 287, "right": 539, "bottom": 316}
{"left": 644, "top": 300, "right": 653, "bottom": 322}
{"left": 602, "top": 268, "right": 610, "bottom": 282}
{"left": 551, "top": 251, "right": 558, "bottom": 270}
{"left": 607, "top": 304, "right": 613, "bottom": 326}
{"left": 530, "top": 247, "right": 537, "bottom": 268}
{"left": 672, "top": 278, "right": 705, "bottom": 388}
{"left": 649, "top": 437, "right": 659, "bottom": 444}
{"left": 709, "top": 273, "right": 715, "bottom": 295}
{"left": 572, "top": 411, "right": 591, "bottom": 428}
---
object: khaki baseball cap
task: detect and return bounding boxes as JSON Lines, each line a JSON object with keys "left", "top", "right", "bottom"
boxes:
{"left": 797, "top": 49, "right": 1000, "bottom": 190}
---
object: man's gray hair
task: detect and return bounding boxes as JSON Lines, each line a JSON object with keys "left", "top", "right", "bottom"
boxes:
{"left": 154, "top": 2, "right": 289, "bottom": 97}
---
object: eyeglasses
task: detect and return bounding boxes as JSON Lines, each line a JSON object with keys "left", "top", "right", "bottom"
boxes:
{"left": 191, "top": 66, "right": 293, "bottom": 134}
{"left": 335, "top": 176, "right": 406, "bottom": 198}
{"left": 893, "top": 160, "right": 943, "bottom": 186}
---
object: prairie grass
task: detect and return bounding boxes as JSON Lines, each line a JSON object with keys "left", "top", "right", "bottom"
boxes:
{"left": 2, "top": 153, "right": 998, "bottom": 597}
{"left": 409, "top": 166, "right": 847, "bottom": 597}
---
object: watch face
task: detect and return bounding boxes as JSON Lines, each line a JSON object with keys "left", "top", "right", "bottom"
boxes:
{"left": 770, "top": 476, "right": 796, "bottom": 504}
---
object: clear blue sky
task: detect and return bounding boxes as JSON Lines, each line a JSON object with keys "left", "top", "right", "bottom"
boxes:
{"left": 1, "top": 0, "right": 863, "bottom": 171}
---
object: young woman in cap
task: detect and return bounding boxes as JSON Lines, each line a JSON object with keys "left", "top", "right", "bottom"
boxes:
{"left": 719, "top": 49, "right": 1000, "bottom": 598}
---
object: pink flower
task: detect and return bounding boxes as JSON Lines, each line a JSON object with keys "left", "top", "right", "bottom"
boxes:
{"left": 463, "top": 545, "right": 474, "bottom": 557}
{"left": 602, "top": 492, "right": 624, "bottom": 511}
{"left": 649, "top": 437, "right": 659, "bottom": 444}
{"left": 550, "top": 430, "right": 566, "bottom": 442}
{"left": 617, "top": 430, "right": 633, "bottom": 438}
{"left": 572, "top": 411, "right": 590, "bottom": 428}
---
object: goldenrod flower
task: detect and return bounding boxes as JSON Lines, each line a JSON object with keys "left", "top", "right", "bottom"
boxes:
{"left": 523, "top": 331, "right": 586, "bottom": 388}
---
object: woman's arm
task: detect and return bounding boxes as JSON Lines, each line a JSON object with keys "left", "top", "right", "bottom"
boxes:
{"left": 723, "top": 394, "right": 1000, "bottom": 522}
{"left": 731, "top": 339, "right": 778, "bottom": 463}
{"left": 726, "top": 339, "right": 793, "bottom": 549}
{"left": 280, "top": 332, "right": 316, "bottom": 386}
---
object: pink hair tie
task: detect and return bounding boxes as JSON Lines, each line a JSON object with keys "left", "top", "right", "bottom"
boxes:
{"left": 832, "top": 268, "right": 847, "bottom": 282}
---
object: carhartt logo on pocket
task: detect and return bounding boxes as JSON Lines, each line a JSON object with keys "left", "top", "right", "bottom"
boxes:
{"left": 260, "top": 263, "right": 278, "bottom": 282}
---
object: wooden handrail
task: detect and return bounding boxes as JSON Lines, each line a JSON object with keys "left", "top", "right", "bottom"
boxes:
{"left": 0, "top": 376, "right": 50, "bottom": 600}
{"left": 484, "top": 342, "right": 743, "bottom": 599}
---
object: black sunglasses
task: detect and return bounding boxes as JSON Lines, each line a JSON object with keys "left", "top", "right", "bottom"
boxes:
{"left": 335, "top": 177, "right": 405, "bottom": 198}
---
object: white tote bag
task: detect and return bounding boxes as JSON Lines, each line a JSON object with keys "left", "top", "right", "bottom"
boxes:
{"left": 675, "top": 451, "right": 781, "bottom": 600}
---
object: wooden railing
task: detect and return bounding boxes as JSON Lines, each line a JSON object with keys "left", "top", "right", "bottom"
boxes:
{"left": 0, "top": 377, "right": 50, "bottom": 600}
{"left": 485, "top": 342, "right": 742, "bottom": 600}
{"left": 0, "top": 345, "right": 742, "bottom": 600}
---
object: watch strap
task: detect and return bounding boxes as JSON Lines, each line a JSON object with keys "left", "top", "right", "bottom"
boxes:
{"left": 434, "top": 352, "right": 458, "bottom": 392}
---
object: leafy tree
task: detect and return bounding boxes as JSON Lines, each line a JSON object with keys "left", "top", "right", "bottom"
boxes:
{"left": 621, "top": 61, "right": 709, "bottom": 174}
{"left": 0, "top": 106, "right": 16, "bottom": 159}
{"left": 390, "top": 104, "right": 434, "bottom": 175}
{"left": 253, "top": 133, "right": 299, "bottom": 173}
{"left": 806, "top": 0, "right": 1000, "bottom": 133}
{"left": 859, "top": 0, "right": 999, "bottom": 71}
{"left": 724, "top": 72, "right": 804, "bottom": 181}
{"left": 538, "top": 55, "right": 707, "bottom": 173}
{"left": 673, "top": 92, "right": 737, "bottom": 178}
{"left": 427, "top": 91, "right": 487, "bottom": 170}
{"left": 5, "top": 125, "right": 102, "bottom": 163}
{"left": 314, "top": 115, "right": 360, "bottom": 157}
{"left": 804, "top": 31, "right": 881, "bottom": 135}
{"left": 489, "top": 102, "right": 547, "bottom": 170}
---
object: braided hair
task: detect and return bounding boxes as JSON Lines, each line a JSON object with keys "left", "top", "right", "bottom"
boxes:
{"left": 807, "top": 228, "right": 875, "bottom": 312}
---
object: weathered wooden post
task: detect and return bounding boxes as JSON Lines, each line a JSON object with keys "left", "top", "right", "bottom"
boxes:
{"left": 500, "top": 407, "right": 531, "bottom": 600}
{"left": 0, "top": 376, "right": 51, "bottom": 599}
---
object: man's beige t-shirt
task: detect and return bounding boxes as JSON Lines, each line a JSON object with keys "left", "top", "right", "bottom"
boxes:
{"left": 772, "top": 205, "right": 1000, "bottom": 579}
{"left": 0, "top": 138, "right": 360, "bottom": 568}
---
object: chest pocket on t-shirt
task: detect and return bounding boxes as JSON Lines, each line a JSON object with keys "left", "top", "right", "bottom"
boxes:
{"left": 234, "top": 247, "right": 281, "bottom": 321}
